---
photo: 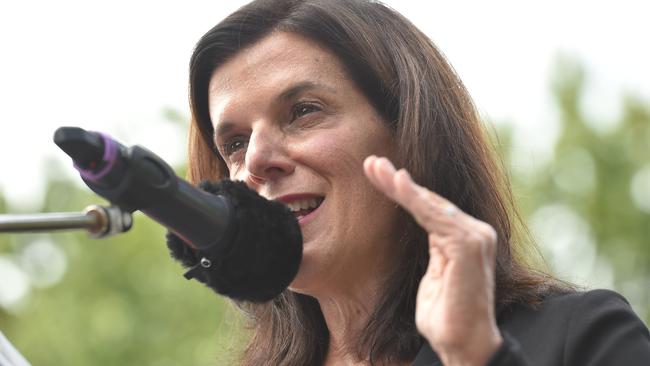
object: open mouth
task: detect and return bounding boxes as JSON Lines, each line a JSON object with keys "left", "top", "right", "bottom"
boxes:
{"left": 285, "top": 196, "right": 325, "bottom": 221}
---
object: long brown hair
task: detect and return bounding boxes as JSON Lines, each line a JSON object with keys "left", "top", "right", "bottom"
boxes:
{"left": 187, "top": 0, "right": 570, "bottom": 364}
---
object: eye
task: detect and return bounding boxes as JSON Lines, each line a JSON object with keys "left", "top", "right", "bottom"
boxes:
{"left": 290, "top": 102, "right": 321, "bottom": 121}
{"left": 218, "top": 137, "right": 248, "bottom": 158}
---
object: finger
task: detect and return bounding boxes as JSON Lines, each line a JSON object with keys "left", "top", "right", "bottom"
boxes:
{"left": 365, "top": 156, "right": 461, "bottom": 234}
{"left": 426, "top": 234, "right": 448, "bottom": 278}
{"left": 364, "top": 155, "right": 398, "bottom": 198}
{"left": 363, "top": 155, "right": 387, "bottom": 193}
{"left": 391, "top": 167, "right": 470, "bottom": 234}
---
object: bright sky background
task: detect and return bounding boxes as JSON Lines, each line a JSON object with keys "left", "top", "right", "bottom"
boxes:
{"left": 1, "top": 0, "right": 649, "bottom": 212}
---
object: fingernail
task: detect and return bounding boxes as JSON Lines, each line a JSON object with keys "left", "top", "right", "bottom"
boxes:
{"left": 363, "top": 155, "right": 375, "bottom": 170}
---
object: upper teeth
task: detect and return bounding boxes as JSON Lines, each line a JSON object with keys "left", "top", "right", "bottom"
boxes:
{"left": 286, "top": 198, "right": 320, "bottom": 212}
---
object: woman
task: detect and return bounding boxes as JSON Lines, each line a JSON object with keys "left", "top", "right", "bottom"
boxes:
{"left": 182, "top": 0, "right": 650, "bottom": 364}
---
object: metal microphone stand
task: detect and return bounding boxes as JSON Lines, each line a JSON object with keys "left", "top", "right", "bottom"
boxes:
{"left": 0, "top": 205, "right": 132, "bottom": 238}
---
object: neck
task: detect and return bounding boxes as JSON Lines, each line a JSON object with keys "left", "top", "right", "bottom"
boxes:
{"left": 293, "top": 236, "right": 404, "bottom": 364}
{"left": 319, "top": 286, "right": 378, "bottom": 365}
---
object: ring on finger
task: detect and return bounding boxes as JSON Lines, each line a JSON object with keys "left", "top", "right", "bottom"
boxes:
{"left": 443, "top": 204, "right": 457, "bottom": 217}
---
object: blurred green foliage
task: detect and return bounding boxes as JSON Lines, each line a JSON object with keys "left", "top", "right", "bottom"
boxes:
{"left": 0, "top": 122, "right": 247, "bottom": 365}
{"left": 1, "top": 58, "right": 648, "bottom": 365}
{"left": 0, "top": 180, "right": 248, "bottom": 365}
{"left": 548, "top": 59, "right": 650, "bottom": 278}
{"left": 500, "top": 57, "right": 650, "bottom": 321}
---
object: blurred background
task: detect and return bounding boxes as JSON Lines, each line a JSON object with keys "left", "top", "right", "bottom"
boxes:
{"left": 1, "top": 0, "right": 648, "bottom": 365}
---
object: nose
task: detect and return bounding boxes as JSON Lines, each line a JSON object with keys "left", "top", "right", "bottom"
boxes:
{"left": 240, "top": 123, "right": 295, "bottom": 187}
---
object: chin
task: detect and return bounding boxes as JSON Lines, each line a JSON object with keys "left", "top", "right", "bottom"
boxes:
{"left": 287, "top": 248, "right": 327, "bottom": 296}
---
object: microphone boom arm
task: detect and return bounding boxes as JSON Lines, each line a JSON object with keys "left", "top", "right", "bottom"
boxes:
{"left": 0, "top": 205, "right": 132, "bottom": 238}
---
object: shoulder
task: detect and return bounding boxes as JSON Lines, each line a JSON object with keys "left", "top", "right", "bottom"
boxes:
{"left": 499, "top": 289, "right": 637, "bottom": 325}
{"left": 559, "top": 289, "right": 640, "bottom": 329}
{"left": 497, "top": 289, "right": 650, "bottom": 365}
{"left": 544, "top": 288, "right": 632, "bottom": 310}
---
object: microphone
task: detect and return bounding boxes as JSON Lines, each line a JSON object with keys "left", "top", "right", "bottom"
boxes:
{"left": 53, "top": 126, "right": 302, "bottom": 303}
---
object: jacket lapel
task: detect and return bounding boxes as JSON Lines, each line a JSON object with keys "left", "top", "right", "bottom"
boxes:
{"left": 412, "top": 342, "right": 441, "bottom": 366}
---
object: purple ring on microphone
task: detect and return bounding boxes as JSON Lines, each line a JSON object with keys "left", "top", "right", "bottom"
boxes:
{"left": 74, "top": 132, "right": 118, "bottom": 182}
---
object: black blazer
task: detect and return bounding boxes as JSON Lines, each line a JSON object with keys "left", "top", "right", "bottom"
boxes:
{"left": 412, "top": 289, "right": 650, "bottom": 365}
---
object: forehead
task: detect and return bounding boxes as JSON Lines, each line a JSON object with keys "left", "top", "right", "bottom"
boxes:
{"left": 208, "top": 31, "right": 348, "bottom": 100}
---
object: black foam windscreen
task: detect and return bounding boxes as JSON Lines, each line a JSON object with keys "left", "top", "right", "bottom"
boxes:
{"left": 166, "top": 180, "right": 302, "bottom": 303}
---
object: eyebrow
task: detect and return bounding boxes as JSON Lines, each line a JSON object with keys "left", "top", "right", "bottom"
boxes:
{"left": 212, "top": 80, "right": 336, "bottom": 142}
{"left": 277, "top": 80, "right": 336, "bottom": 101}
{"left": 214, "top": 121, "right": 235, "bottom": 143}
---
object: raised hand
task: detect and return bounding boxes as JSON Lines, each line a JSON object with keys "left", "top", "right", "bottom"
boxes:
{"left": 363, "top": 156, "right": 502, "bottom": 366}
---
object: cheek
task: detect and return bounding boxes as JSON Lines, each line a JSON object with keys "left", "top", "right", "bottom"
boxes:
{"left": 294, "top": 123, "right": 392, "bottom": 173}
{"left": 228, "top": 163, "right": 243, "bottom": 180}
{"left": 299, "top": 135, "right": 364, "bottom": 182}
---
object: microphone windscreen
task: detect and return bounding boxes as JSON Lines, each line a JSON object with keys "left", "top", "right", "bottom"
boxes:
{"left": 166, "top": 180, "right": 302, "bottom": 303}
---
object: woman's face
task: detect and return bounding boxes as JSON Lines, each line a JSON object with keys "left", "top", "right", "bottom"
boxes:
{"left": 208, "top": 31, "right": 401, "bottom": 295}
